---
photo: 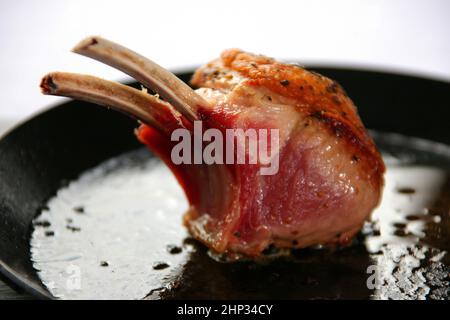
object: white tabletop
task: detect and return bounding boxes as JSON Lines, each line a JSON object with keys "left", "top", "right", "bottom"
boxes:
{"left": 0, "top": 0, "right": 449, "bottom": 136}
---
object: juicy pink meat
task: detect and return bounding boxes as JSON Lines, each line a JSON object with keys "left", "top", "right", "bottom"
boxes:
{"left": 138, "top": 49, "right": 385, "bottom": 257}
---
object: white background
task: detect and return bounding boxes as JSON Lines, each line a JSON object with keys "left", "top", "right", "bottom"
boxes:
{"left": 0, "top": 0, "right": 449, "bottom": 135}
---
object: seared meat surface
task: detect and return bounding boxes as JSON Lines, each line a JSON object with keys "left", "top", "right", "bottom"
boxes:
{"left": 41, "top": 38, "right": 385, "bottom": 257}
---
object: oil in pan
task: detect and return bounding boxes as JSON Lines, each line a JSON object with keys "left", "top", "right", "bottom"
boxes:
{"left": 30, "top": 132, "right": 450, "bottom": 300}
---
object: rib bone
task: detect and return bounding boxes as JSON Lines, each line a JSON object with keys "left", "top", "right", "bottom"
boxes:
{"left": 73, "top": 36, "right": 207, "bottom": 122}
{"left": 40, "top": 72, "right": 185, "bottom": 135}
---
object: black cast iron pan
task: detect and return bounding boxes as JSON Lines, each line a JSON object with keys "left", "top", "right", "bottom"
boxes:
{"left": 0, "top": 68, "right": 449, "bottom": 299}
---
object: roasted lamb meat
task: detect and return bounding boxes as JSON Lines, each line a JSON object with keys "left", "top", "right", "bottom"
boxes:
{"left": 41, "top": 37, "right": 385, "bottom": 257}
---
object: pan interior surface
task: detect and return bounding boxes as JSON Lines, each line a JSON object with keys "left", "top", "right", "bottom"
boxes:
{"left": 1, "top": 68, "right": 449, "bottom": 299}
{"left": 30, "top": 132, "right": 450, "bottom": 300}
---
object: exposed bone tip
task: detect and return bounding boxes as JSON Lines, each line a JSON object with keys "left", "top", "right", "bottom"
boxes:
{"left": 72, "top": 36, "right": 101, "bottom": 53}
{"left": 40, "top": 73, "right": 58, "bottom": 94}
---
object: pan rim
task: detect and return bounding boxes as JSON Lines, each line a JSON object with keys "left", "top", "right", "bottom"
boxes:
{"left": 2, "top": 64, "right": 450, "bottom": 142}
